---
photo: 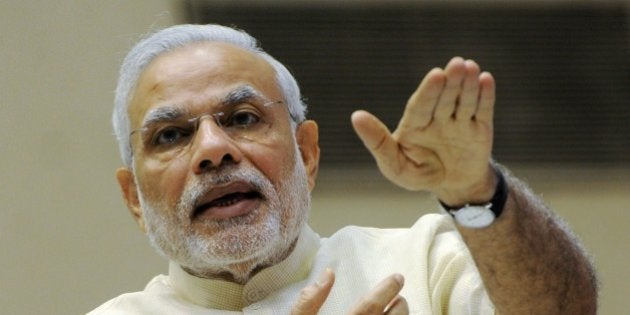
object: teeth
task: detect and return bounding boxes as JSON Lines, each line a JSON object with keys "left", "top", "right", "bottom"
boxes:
{"left": 213, "top": 193, "right": 243, "bottom": 207}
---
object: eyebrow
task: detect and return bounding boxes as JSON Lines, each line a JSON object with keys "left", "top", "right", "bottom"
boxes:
{"left": 221, "top": 85, "right": 268, "bottom": 108}
{"left": 139, "top": 85, "right": 270, "bottom": 130}
{"left": 140, "top": 106, "right": 188, "bottom": 130}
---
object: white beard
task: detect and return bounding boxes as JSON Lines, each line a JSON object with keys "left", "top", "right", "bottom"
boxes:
{"left": 137, "top": 147, "right": 310, "bottom": 283}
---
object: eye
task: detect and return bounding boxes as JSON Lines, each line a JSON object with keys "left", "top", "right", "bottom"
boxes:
{"left": 151, "top": 126, "right": 192, "bottom": 146}
{"left": 225, "top": 110, "right": 261, "bottom": 128}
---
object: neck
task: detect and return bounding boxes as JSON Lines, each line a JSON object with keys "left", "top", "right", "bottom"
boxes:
{"left": 182, "top": 237, "right": 299, "bottom": 284}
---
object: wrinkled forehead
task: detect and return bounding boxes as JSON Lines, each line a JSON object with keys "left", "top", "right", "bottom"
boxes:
{"left": 128, "top": 42, "right": 282, "bottom": 129}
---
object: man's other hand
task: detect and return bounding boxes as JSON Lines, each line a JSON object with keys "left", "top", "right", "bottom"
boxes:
{"left": 291, "top": 269, "right": 408, "bottom": 314}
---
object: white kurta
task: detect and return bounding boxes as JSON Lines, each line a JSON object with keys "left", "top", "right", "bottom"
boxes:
{"left": 89, "top": 213, "right": 494, "bottom": 314}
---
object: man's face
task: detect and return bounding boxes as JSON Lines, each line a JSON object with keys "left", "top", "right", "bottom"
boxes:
{"left": 118, "top": 42, "right": 319, "bottom": 281}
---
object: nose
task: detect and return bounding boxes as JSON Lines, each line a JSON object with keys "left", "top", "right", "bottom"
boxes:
{"left": 190, "top": 117, "right": 242, "bottom": 174}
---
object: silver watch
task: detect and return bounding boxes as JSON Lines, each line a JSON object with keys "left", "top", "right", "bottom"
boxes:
{"left": 441, "top": 167, "right": 508, "bottom": 229}
{"left": 449, "top": 203, "right": 495, "bottom": 228}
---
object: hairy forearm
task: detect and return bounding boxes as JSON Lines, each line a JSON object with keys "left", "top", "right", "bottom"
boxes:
{"left": 456, "top": 167, "right": 598, "bottom": 314}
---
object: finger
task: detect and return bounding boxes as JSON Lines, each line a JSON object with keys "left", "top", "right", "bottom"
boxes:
{"left": 385, "top": 296, "right": 409, "bottom": 315}
{"left": 434, "top": 57, "right": 467, "bottom": 121}
{"left": 475, "top": 71, "right": 496, "bottom": 124}
{"left": 291, "top": 268, "right": 335, "bottom": 315}
{"left": 455, "top": 59, "right": 481, "bottom": 120}
{"left": 350, "top": 274, "right": 405, "bottom": 314}
{"left": 351, "top": 110, "right": 399, "bottom": 166}
{"left": 398, "top": 67, "right": 445, "bottom": 130}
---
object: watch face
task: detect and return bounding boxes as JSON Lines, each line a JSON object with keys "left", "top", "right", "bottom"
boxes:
{"left": 453, "top": 206, "right": 495, "bottom": 228}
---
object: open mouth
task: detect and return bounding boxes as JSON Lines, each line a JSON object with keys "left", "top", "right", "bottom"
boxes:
{"left": 202, "top": 191, "right": 261, "bottom": 208}
{"left": 192, "top": 184, "right": 264, "bottom": 221}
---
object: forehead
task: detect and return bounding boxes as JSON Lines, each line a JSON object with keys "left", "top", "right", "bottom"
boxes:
{"left": 128, "top": 41, "right": 281, "bottom": 128}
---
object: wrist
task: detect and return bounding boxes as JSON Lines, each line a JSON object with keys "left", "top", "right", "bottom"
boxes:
{"left": 437, "top": 166, "right": 498, "bottom": 207}
{"left": 440, "top": 167, "right": 509, "bottom": 224}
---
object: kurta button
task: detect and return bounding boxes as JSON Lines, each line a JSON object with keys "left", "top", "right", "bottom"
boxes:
{"left": 246, "top": 289, "right": 263, "bottom": 302}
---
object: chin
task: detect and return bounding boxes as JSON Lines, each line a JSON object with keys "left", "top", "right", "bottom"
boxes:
{"left": 174, "top": 222, "right": 304, "bottom": 283}
{"left": 147, "top": 202, "right": 307, "bottom": 282}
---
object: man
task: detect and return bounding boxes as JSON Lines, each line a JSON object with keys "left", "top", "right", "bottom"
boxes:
{"left": 91, "top": 24, "right": 597, "bottom": 314}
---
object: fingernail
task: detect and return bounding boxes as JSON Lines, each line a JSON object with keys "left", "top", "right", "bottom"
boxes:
{"left": 393, "top": 273, "right": 404, "bottom": 286}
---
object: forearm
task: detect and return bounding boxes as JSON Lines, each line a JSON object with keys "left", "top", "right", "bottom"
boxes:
{"left": 456, "top": 167, "right": 598, "bottom": 314}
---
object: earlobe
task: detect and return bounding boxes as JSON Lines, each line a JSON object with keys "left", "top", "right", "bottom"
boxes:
{"left": 116, "top": 167, "right": 146, "bottom": 233}
{"left": 296, "top": 120, "right": 320, "bottom": 191}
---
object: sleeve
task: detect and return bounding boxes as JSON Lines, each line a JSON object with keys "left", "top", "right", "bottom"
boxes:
{"left": 426, "top": 218, "right": 496, "bottom": 315}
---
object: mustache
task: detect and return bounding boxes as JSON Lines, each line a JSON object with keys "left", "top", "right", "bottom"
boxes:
{"left": 176, "top": 165, "right": 271, "bottom": 215}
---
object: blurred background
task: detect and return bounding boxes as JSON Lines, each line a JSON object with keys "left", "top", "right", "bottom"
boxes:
{"left": 1, "top": 1, "right": 628, "bottom": 314}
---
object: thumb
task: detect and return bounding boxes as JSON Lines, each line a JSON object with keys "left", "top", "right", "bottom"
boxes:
{"left": 351, "top": 110, "right": 398, "bottom": 168}
{"left": 291, "top": 268, "right": 335, "bottom": 315}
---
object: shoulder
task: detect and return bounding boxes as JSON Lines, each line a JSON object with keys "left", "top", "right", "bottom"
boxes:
{"left": 325, "top": 213, "right": 458, "bottom": 243}
{"left": 318, "top": 213, "right": 463, "bottom": 259}
{"left": 87, "top": 275, "right": 174, "bottom": 315}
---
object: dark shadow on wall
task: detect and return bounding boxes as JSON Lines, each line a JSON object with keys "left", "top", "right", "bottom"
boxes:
{"left": 185, "top": 1, "right": 629, "bottom": 167}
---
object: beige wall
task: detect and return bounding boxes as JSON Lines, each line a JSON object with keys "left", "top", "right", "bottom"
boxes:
{"left": 1, "top": 1, "right": 627, "bottom": 314}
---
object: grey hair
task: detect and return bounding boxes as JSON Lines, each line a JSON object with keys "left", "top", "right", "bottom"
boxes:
{"left": 113, "top": 24, "right": 307, "bottom": 167}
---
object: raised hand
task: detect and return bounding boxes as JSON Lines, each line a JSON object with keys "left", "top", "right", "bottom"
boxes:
{"left": 351, "top": 57, "right": 497, "bottom": 206}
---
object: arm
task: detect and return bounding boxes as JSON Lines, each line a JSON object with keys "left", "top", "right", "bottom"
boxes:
{"left": 458, "top": 167, "right": 598, "bottom": 314}
{"left": 351, "top": 57, "right": 598, "bottom": 314}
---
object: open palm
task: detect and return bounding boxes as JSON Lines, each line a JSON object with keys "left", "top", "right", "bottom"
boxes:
{"left": 352, "top": 57, "right": 497, "bottom": 205}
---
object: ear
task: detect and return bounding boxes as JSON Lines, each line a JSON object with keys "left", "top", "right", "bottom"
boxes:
{"left": 116, "top": 167, "right": 146, "bottom": 233}
{"left": 296, "top": 120, "right": 320, "bottom": 192}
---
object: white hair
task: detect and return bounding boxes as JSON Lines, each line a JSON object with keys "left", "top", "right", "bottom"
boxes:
{"left": 113, "top": 24, "right": 307, "bottom": 167}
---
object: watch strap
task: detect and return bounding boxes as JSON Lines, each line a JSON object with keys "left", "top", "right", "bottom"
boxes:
{"left": 440, "top": 167, "right": 508, "bottom": 218}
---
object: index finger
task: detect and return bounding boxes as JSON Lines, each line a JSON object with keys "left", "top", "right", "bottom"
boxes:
{"left": 398, "top": 68, "right": 445, "bottom": 131}
{"left": 291, "top": 268, "right": 335, "bottom": 315}
{"left": 350, "top": 274, "right": 405, "bottom": 314}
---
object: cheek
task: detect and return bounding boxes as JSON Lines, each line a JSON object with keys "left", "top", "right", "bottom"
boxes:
{"left": 136, "top": 157, "right": 189, "bottom": 207}
{"left": 242, "top": 136, "right": 298, "bottom": 186}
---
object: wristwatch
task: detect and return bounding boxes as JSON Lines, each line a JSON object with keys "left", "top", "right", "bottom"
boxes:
{"left": 440, "top": 168, "right": 508, "bottom": 229}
